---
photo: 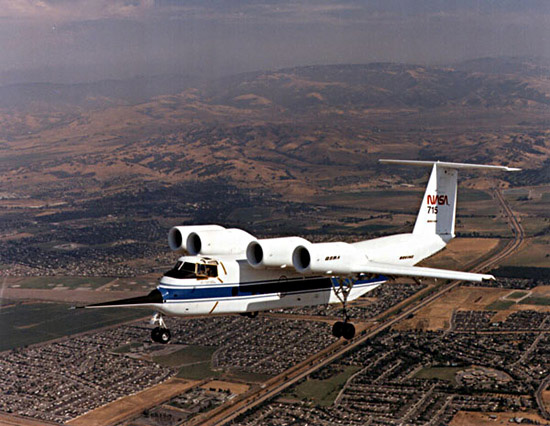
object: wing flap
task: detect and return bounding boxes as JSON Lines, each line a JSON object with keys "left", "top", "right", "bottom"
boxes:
{"left": 353, "top": 262, "right": 494, "bottom": 282}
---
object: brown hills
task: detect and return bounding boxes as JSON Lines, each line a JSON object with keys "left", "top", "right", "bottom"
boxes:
{"left": 1, "top": 58, "right": 549, "bottom": 207}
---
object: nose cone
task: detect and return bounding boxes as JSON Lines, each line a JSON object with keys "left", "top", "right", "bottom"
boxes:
{"left": 159, "top": 276, "right": 175, "bottom": 286}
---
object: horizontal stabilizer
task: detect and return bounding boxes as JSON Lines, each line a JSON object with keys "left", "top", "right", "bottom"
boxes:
{"left": 353, "top": 262, "right": 494, "bottom": 283}
{"left": 77, "top": 289, "right": 163, "bottom": 309}
{"left": 379, "top": 159, "right": 521, "bottom": 172}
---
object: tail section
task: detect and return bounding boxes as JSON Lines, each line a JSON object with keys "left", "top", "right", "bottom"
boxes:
{"left": 380, "top": 159, "right": 520, "bottom": 242}
{"left": 413, "top": 164, "right": 457, "bottom": 241}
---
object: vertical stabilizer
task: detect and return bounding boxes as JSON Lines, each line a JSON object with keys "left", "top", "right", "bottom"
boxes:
{"left": 412, "top": 164, "right": 457, "bottom": 241}
{"left": 380, "top": 159, "right": 520, "bottom": 243}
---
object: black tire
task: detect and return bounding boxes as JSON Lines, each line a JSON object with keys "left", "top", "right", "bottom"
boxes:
{"left": 151, "top": 327, "right": 161, "bottom": 343}
{"left": 159, "top": 328, "right": 171, "bottom": 344}
{"left": 342, "top": 322, "right": 355, "bottom": 340}
{"left": 332, "top": 321, "right": 344, "bottom": 338}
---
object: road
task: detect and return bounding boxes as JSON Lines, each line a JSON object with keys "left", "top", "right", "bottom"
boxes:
{"left": 197, "top": 189, "right": 525, "bottom": 426}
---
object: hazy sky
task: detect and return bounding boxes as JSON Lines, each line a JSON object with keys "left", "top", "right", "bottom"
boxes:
{"left": 1, "top": 0, "right": 549, "bottom": 84}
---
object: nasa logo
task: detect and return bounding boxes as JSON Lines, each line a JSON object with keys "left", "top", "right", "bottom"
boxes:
{"left": 427, "top": 195, "right": 449, "bottom": 206}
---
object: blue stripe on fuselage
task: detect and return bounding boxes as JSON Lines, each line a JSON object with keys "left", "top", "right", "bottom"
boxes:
{"left": 158, "top": 275, "right": 386, "bottom": 302}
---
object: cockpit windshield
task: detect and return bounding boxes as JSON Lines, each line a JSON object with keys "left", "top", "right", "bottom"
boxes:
{"left": 163, "top": 260, "right": 218, "bottom": 279}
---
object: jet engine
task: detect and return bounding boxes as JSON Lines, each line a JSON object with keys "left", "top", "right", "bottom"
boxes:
{"left": 186, "top": 228, "right": 256, "bottom": 255}
{"left": 246, "top": 237, "right": 310, "bottom": 269}
{"left": 292, "top": 242, "right": 366, "bottom": 274}
{"left": 168, "top": 225, "right": 225, "bottom": 252}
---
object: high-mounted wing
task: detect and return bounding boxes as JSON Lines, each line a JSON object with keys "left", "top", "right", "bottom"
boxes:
{"left": 351, "top": 262, "right": 493, "bottom": 282}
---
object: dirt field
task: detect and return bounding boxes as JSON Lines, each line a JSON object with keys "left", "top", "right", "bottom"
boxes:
{"left": 542, "top": 390, "right": 550, "bottom": 413}
{"left": 395, "top": 285, "right": 550, "bottom": 331}
{"left": 394, "top": 286, "right": 510, "bottom": 331}
{"left": 503, "top": 236, "right": 550, "bottom": 267}
{"left": 201, "top": 380, "right": 250, "bottom": 395}
{"left": 450, "top": 410, "right": 548, "bottom": 426}
{"left": 423, "top": 238, "right": 500, "bottom": 270}
{"left": 67, "top": 378, "right": 199, "bottom": 426}
{"left": 0, "top": 413, "right": 58, "bottom": 426}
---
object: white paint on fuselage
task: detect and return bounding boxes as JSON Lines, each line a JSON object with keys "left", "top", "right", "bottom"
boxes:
{"left": 155, "top": 230, "right": 446, "bottom": 317}
{"left": 353, "top": 233, "right": 447, "bottom": 266}
{"left": 155, "top": 255, "right": 385, "bottom": 316}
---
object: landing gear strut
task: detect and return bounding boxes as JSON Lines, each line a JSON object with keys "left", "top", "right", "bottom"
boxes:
{"left": 150, "top": 312, "right": 171, "bottom": 344}
{"left": 331, "top": 277, "right": 356, "bottom": 340}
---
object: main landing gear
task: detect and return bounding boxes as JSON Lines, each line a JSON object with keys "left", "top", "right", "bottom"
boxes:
{"left": 331, "top": 278, "right": 356, "bottom": 340}
{"left": 332, "top": 321, "right": 355, "bottom": 340}
{"left": 151, "top": 312, "right": 171, "bottom": 344}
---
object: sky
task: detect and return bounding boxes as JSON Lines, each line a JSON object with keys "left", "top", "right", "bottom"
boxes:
{"left": 1, "top": 0, "right": 549, "bottom": 84}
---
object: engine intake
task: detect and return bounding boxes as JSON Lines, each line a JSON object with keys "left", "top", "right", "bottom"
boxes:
{"left": 292, "top": 242, "right": 365, "bottom": 274}
{"left": 187, "top": 228, "right": 255, "bottom": 255}
{"left": 246, "top": 237, "right": 310, "bottom": 269}
{"left": 168, "top": 225, "right": 225, "bottom": 252}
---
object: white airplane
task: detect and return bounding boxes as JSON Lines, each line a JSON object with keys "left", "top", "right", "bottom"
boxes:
{"left": 82, "top": 160, "right": 519, "bottom": 343}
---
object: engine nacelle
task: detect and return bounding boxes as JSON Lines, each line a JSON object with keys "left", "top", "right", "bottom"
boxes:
{"left": 168, "top": 225, "right": 225, "bottom": 251}
{"left": 187, "top": 228, "right": 255, "bottom": 256}
{"left": 246, "top": 237, "right": 310, "bottom": 269}
{"left": 292, "top": 242, "right": 366, "bottom": 274}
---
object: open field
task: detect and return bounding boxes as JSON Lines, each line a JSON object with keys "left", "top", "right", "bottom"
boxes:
{"left": 450, "top": 410, "right": 548, "bottom": 426}
{"left": 507, "top": 291, "right": 528, "bottom": 300}
{"left": 423, "top": 238, "right": 500, "bottom": 270}
{"left": 201, "top": 380, "right": 250, "bottom": 395}
{"left": 153, "top": 345, "right": 219, "bottom": 368}
{"left": 96, "top": 277, "right": 158, "bottom": 293}
{"left": 486, "top": 300, "right": 515, "bottom": 310}
{"left": 1, "top": 287, "right": 145, "bottom": 304}
{"left": 414, "top": 366, "right": 464, "bottom": 385}
{"left": 67, "top": 378, "right": 199, "bottom": 426}
{"left": 283, "top": 365, "right": 361, "bottom": 407}
{"left": 394, "top": 286, "right": 508, "bottom": 331}
{"left": 0, "top": 413, "right": 58, "bottom": 426}
{"left": 8, "top": 276, "right": 112, "bottom": 290}
{"left": 0, "top": 302, "right": 146, "bottom": 351}
{"left": 542, "top": 390, "right": 550, "bottom": 415}
{"left": 396, "top": 285, "right": 550, "bottom": 331}
{"left": 500, "top": 236, "right": 550, "bottom": 268}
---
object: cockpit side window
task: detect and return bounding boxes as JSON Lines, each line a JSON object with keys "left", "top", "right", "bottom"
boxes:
{"left": 196, "top": 264, "right": 218, "bottom": 278}
{"left": 164, "top": 261, "right": 197, "bottom": 279}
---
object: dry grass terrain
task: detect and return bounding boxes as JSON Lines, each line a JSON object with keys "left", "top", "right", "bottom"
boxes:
{"left": 394, "top": 287, "right": 509, "bottom": 331}
{"left": 450, "top": 410, "right": 548, "bottom": 426}
{"left": 396, "top": 285, "right": 550, "bottom": 331}
{"left": 67, "top": 378, "right": 199, "bottom": 426}
{"left": 201, "top": 380, "right": 250, "bottom": 395}
{"left": 0, "top": 413, "right": 58, "bottom": 426}
{"left": 423, "top": 238, "right": 501, "bottom": 270}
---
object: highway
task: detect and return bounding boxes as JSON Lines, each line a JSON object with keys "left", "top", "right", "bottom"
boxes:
{"left": 197, "top": 189, "right": 525, "bottom": 426}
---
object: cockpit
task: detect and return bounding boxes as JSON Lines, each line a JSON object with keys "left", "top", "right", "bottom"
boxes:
{"left": 163, "top": 258, "right": 218, "bottom": 279}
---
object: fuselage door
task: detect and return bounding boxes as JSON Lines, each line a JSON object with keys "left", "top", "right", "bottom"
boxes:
{"left": 277, "top": 275, "right": 288, "bottom": 298}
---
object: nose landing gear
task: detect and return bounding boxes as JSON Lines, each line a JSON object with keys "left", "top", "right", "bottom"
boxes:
{"left": 151, "top": 313, "right": 171, "bottom": 344}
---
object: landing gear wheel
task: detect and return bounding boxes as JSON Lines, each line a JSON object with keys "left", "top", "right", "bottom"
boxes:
{"left": 342, "top": 322, "right": 355, "bottom": 340}
{"left": 158, "top": 328, "right": 171, "bottom": 344}
{"left": 151, "top": 327, "right": 171, "bottom": 344}
{"left": 332, "top": 321, "right": 344, "bottom": 338}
